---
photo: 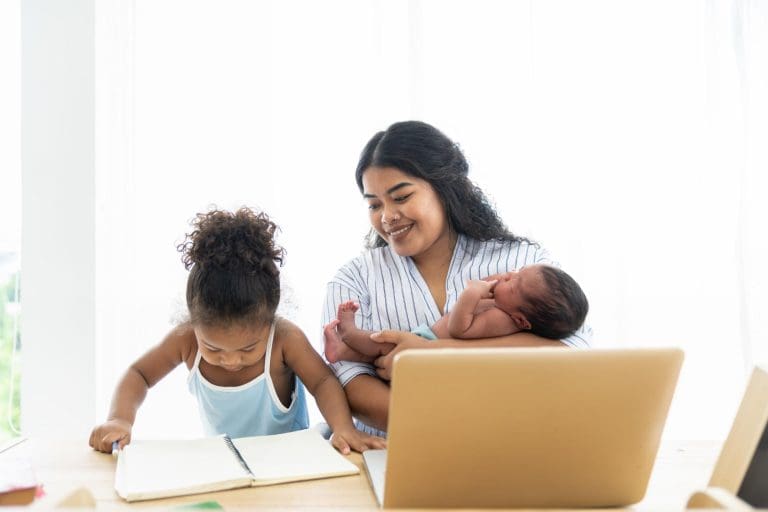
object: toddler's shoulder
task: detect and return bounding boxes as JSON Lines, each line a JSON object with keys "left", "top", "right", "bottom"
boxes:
{"left": 274, "top": 317, "right": 309, "bottom": 345}
{"left": 168, "top": 322, "right": 199, "bottom": 365}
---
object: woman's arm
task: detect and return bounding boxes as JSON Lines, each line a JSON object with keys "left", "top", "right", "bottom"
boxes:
{"left": 370, "top": 330, "right": 566, "bottom": 380}
{"left": 88, "top": 324, "right": 194, "bottom": 452}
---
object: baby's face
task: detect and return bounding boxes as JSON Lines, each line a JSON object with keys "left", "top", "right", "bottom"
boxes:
{"left": 493, "top": 265, "right": 546, "bottom": 316}
{"left": 194, "top": 322, "right": 271, "bottom": 373}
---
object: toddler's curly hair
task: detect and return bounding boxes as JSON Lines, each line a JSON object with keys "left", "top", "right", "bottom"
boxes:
{"left": 177, "top": 207, "right": 284, "bottom": 327}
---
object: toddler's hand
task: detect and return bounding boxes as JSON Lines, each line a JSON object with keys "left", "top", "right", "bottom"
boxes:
{"left": 330, "top": 427, "right": 386, "bottom": 455}
{"left": 89, "top": 418, "right": 132, "bottom": 454}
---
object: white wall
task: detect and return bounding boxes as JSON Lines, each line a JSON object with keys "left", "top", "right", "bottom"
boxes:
{"left": 21, "top": 0, "right": 96, "bottom": 437}
{"left": 0, "top": 1, "right": 21, "bottom": 257}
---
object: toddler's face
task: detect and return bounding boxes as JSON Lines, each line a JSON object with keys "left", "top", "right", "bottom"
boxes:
{"left": 493, "top": 265, "right": 545, "bottom": 317}
{"left": 193, "top": 322, "right": 271, "bottom": 372}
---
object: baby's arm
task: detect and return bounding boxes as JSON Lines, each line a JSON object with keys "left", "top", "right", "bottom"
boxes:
{"left": 449, "top": 307, "right": 519, "bottom": 338}
{"left": 448, "top": 280, "right": 519, "bottom": 339}
{"left": 282, "top": 320, "right": 386, "bottom": 454}
{"left": 88, "top": 324, "right": 194, "bottom": 453}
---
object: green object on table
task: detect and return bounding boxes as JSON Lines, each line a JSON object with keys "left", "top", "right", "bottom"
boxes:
{"left": 174, "top": 501, "right": 224, "bottom": 510}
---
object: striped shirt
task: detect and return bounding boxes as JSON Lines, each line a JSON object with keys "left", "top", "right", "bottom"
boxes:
{"left": 323, "top": 234, "right": 592, "bottom": 389}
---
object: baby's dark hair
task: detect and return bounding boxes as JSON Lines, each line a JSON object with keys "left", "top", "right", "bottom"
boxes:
{"left": 520, "top": 265, "right": 589, "bottom": 340}
{"left": 177, "top": 207, "right": 284, "bottom": 328}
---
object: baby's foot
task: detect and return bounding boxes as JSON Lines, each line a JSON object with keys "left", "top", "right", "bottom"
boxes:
{"left": 323, "top": 320, "right": 367, "bottom": 364}
{"left": 337, "top": 301, "right": 360, "bottom": 342}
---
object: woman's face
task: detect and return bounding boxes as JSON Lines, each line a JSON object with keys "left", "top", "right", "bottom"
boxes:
{"left": 362, "top": 166, "right": 452, "bottom": 260}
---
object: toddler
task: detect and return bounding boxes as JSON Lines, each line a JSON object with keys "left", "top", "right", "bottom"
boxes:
{"left": 90, "top": 207, "right": 385, "bottom": 454}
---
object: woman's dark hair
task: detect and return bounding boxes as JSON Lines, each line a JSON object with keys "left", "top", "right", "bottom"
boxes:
{"left": 355, "top": 120, "right": 528, "bottom": 248}
{"left": 520, "top": 265, "right": 589, "bottom": 340}
{"left": 177, "top": 207, "right": 284, "bottom": 328}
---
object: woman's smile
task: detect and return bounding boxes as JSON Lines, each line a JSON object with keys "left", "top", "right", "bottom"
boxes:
{"left": 386, "top": 224, "right": 413, "bottom": 239}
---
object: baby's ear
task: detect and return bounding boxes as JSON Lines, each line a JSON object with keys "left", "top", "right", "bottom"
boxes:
{"left": 511, "top": 313, "right": 532, "bottom": 331}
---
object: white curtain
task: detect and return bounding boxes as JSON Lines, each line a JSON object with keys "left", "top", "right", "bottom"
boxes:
{"left": 92, "top": 0, "right": 768, "bottom": 440}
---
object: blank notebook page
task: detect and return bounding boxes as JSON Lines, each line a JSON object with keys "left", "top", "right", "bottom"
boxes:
{"left": 116, "top": 437, "right": 251, "bottom": 496}
{"left": 231, "top": 429, "right": 358, "bottom": 483}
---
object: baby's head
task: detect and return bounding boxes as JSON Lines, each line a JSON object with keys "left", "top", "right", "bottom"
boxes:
{"left": 177, "top": 207, "right": 284, "bottom": 370}
{"left": 494, "top": 264, "right": 588, "bottom": 340}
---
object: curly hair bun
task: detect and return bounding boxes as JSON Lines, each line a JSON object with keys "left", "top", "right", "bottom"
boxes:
{"left": 178, "top": 207, "right": 284, "bottom": 275}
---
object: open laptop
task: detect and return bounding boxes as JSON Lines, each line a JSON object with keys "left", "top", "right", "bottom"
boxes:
{"left": 362, "top": 347, "right": 683, "bottom": 508}
{"left": 688, "top": 365, "right": 768, "bottom": 508}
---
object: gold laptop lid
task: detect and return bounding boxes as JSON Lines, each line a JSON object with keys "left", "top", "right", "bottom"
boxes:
{"left": 384, "top": 347, "right": 683, "bottom": 508}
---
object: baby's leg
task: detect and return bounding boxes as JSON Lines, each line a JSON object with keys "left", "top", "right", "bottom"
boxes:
{"left": 336, "top": 301, "right": 395, "bottom": 357}
{"left": 323, "top": 320, "right": 376, "bottom": 364}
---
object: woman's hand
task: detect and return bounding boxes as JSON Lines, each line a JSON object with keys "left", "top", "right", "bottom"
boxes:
{"left": 89, "top": 418, "right": 132, "bottom": 453}
{"left": 371, "top": 330, "right": 431, "bottom": 380}
{"left": 330, "top": 427, "right": 387, "bottom": 454}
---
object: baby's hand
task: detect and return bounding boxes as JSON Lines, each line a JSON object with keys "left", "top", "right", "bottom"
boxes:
{"left": 89, "top": 418, "right": 132, "bottom": 454}
{"left": 330, "top": 427, "right": 386, "bottom": 454}
{"left": 466, "top": 279, "right": 497, "bottom": 298}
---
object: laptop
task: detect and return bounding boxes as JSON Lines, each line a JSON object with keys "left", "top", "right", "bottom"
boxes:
{"left": 688, "top": 365, "right": 768, "bottom": 508}
{"left": 362, "top": 347, "right": 683, "bottom": 508}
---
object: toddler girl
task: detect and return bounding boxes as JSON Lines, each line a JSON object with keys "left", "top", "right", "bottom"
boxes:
{"left": 90, "top": 207, "right": 385, "bottom": 454}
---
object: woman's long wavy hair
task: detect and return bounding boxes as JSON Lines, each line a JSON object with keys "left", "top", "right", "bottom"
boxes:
{"left": 355, "top": 121, "right": 530, "bottom": 248}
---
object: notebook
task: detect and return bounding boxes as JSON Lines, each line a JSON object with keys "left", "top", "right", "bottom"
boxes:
{"left": 363, "top": 347, "right": 683, "bottom": 508}
{"left": 115, "top": 428, "right": 358, "bottom": 502}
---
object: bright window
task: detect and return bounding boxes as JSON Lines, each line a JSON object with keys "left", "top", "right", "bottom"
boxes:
{"left": 0, "top": 0, "right": 21, "bottom": 442}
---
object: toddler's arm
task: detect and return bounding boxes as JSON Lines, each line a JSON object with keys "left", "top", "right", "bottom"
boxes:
{"left": 88, "top": 325, "right": 193, "bottom": 453}
{"left": 282, "top": 320, "right": 386, "bottom": 454}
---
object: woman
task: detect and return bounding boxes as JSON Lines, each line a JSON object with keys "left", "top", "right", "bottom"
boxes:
{"left": 322, "top": 121, "right": 591, "bottom": 435}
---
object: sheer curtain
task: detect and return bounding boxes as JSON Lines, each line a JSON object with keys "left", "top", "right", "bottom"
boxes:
{"left": 90, "top": 0, "right": 768, "bottom": 440}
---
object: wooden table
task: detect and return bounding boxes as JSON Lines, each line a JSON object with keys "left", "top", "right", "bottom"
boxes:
{"left": 6, "top": 438, "right": 719, "bottom": 510}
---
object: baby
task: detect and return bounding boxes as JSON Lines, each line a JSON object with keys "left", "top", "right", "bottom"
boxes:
{"left": 324, "top": 263, "right": 588, "bottom": 364}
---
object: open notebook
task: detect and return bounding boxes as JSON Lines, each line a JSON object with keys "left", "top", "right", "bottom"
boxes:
{"left": 114, "top": 429, "right": 358, "bottom": 502}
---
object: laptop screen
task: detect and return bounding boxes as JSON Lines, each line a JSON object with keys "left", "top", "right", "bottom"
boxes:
{"left": 737, "top": 421, "right": 768, "bottom": 506}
